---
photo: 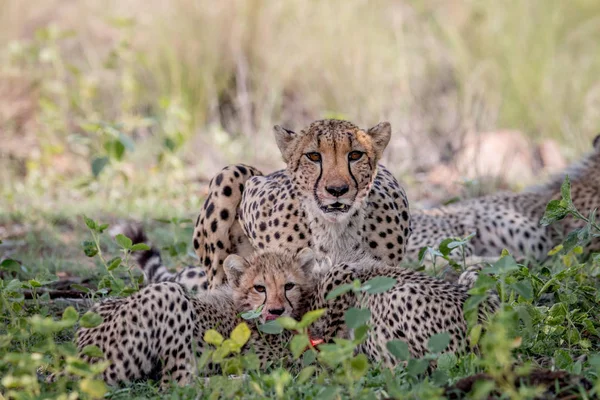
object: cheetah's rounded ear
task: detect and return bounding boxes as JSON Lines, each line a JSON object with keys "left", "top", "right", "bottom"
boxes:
{"left": 366, "top": 122, "right": 392, "bottom": 159}
{"left": 296, "top": 247, "right": 316, "bottom": 274}
{"left": 593, "top": 134, "right": 600, "bottom": 152}
{"left": 224, "top": 254, "right": 248, "bottom": 286}
{"left": 274, "top": 125, "right": 296, "bottom": 162}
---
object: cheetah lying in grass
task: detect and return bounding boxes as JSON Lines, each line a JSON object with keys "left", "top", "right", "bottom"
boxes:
{"left": 407, "top": 135, "right": 600, "bottom": 262}
{"left": 135, "top": 119, "right": 412, "bottom": 292}
{"left": 76, "top": 247, "right": 317, "bottom": 387}
{"left": 77, "top": 223, "right": 497, "bottom": 387}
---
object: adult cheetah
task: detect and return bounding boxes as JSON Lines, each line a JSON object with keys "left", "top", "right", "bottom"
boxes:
{"left": 407, "top": 135, "right": 600, "bottom": 262}
{"left": 140, "top": 119, "right": 412, "bottom": 291}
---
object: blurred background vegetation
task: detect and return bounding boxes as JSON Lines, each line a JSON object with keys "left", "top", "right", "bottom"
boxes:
{"left": 1, "top": 0, "right": 600, "bottom": 220}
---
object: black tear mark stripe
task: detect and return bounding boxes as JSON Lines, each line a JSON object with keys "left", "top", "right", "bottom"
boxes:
{"left": 345, "top": 134, "right": 360, "bottom": 191}
{"left": 313, "top": 150, "right": 323, "bottom": 207}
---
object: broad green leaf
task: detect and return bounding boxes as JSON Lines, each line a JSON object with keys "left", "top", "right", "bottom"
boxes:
{"left": 222, "top": 358, "right": 243, "bottom": 375}
{"left": 349, "top": 354, "right": 369, "bottom": 379}
{"left": 547, "top": 244, "right": 563, "bottom": 256}
{"left": 204, "top": 329, "right": 224, "bottom": 346}
{"left": 344, "top": 307, "right": 371, "bottom": 329}
{"left": 28, "top": 279, "right": 42, "bottom": 288}
{"left": 4, "top": 279, "right": 22, "bottom": 292}
{"left": 97, "top": 223, "right": 109, "bottom": 233}
{"left": 62, "top": 306, "right": 79, "bottom": 323}
{"left": 230, "top": 323, "right": 251, "bottom": 347}
{"left": 481, "top": 255, "right": 519, "bottom": 275}
{"left": 567, "top": 328, "right": 581, "bottom": 344}
{"left": 277, "top": 316, "right": 298, "bottom": 330}
{"left": 554, "top": 348, "right": 572, "bottom": 369}
{"left": 83, "top": 215, "right": 97, "bottom": 230}
{"left": 82, "top": 241, "right": 98, "bottom": 257}
{"left": 562, "top": 230, "right": 581, "bottom": 254}
{"left": 303, "top": 349, "right": 317, "bottom": 366}
{"left": 297, "top": 366, "right": 316, "bottom": 384}
{"left": 81, "top": 345, "right": 104, "bottom": 358}
{"left": 511, "top": 281, "right": 533, "bottom": 300}
{"left": 290, "top": 334, "right": 310, "bottom": 359}
{"left": 325, "top": 283, "right": 354, "bottom": 300}
{"left": 317, "top": 386, "right": 340, "bottom": 400}
{"left": 115, "top": 234, "right": 133, "bottom": 250}
{"left": 353, "top": 324, "right": 369, "bottom": 343}
{"left": 0, "top": 259, "right": 21, "bottom": 274}
{"left": 427, "top": 332, "right": 450, "bottom": 353}
{"left": 242, "top": 353, "right": 261, "bottom": 371}
{"left": 80, "top": 312, "right": 103, "bottom": 328}
{"left": 406, "top": 358, "right": 429, "bottom": 376}
{"left": 560, "top": 175, "right": 573, "bottom": 207}
{"left": 91, "top": 156, "right": 110, "bottom": 178}
{"left": 540, "top": 199, "right": 569, "bottom": 226}
{"left": 386, "top": 340, "right": 410, "bottom": 361}
{"left": 240, "top": 304, "right": 263, "bottom": 320}
{"left": 105, "top": 139, "right": 125, "bottom": 161}
{"left": 107, "top": 257, "right": 122, "bottom": 271}
{"left": 79, "top": 378, "right": 108, "bottom": 398}
{"left": 298, "top": 309, "right": 326, "bottom": 329}
{"left": 131, "top": 243, "right": 151, "bottom": 252}
{"left": 546, "top": 303, "right": 566, "bottom": 326}
{"left": 439, "top": 238, "right": 458, "bottom": 257}
{"left": 258, "top": 320, "right": 284, "bottom": 334}
{"left": 362, "top": 276, "right": 397, "bottom": 294}
{"left": 437, "top": 353, "right": 458, "bottom": 370}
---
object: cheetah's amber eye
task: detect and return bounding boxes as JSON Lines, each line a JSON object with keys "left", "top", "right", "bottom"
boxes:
{"left": 284, "top": 283, "right": 295, "bottom": 291}
{"left": 254, "top": 285, "right": 266, "bottom": 293}
{"left": 348, "top": 151, "right": 364, "bottom": 161}
{"left": 305, "top": 152, "right": 322, "bottom": 162}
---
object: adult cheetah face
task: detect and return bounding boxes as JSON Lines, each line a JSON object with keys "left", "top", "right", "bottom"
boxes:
{"left": 274, "top": 119, "right": 391, "bottom": 223}
{"left": 224, "top": 248, "right": 316, "bottom": 324}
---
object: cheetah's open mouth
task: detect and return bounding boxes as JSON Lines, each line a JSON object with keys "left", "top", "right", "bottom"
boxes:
{"left": 321, "top": 202, "right": 351, "bottom": 213}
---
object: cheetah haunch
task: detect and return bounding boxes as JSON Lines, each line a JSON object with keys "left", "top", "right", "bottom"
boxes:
{"left": 407, "top": 135, "right": 600, "bottom": 262}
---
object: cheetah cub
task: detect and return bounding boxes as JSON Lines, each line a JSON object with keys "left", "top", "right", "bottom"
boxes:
{"left": 76, "top": 249, "right": 317, "bottom": 387}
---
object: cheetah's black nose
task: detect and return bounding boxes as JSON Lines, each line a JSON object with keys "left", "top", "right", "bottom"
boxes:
{"left": 325, "top": 184, "right": 349, "bottom": 197}
{"left": 268, "top": 308, "right": 285, "bottom": 316}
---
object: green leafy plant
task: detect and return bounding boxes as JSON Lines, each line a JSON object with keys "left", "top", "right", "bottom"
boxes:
{"left": 81, "top": 216, "right": 148, "bottom": 297}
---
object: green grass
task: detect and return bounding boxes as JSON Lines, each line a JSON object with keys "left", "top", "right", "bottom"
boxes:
{"left": 2, "top": 187, "right": 600, "bottom": 399}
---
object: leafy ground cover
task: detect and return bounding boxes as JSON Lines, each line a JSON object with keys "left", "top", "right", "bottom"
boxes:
{"left": 1, "top": 178, "right": 600, "bottom": 399}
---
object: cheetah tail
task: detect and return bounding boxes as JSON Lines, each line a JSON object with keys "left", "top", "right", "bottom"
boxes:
{"left": 109, "top": 222, "right": 178, "bottom": 283}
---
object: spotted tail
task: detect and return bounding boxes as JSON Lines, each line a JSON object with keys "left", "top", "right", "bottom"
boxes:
{"left": 110, "top": 223, "right": 209, "bottom": 293}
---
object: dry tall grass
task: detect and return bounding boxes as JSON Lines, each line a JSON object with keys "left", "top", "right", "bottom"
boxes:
{"left": 1, "top": 0, "right": 599, "bottom": 209}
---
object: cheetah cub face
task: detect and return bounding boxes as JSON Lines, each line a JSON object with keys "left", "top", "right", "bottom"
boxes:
{"left": 274, "top": 119, "right": 392, "bottom": 223}
{"left": 224, "top": 248, "right": 317, "bottom": 323}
